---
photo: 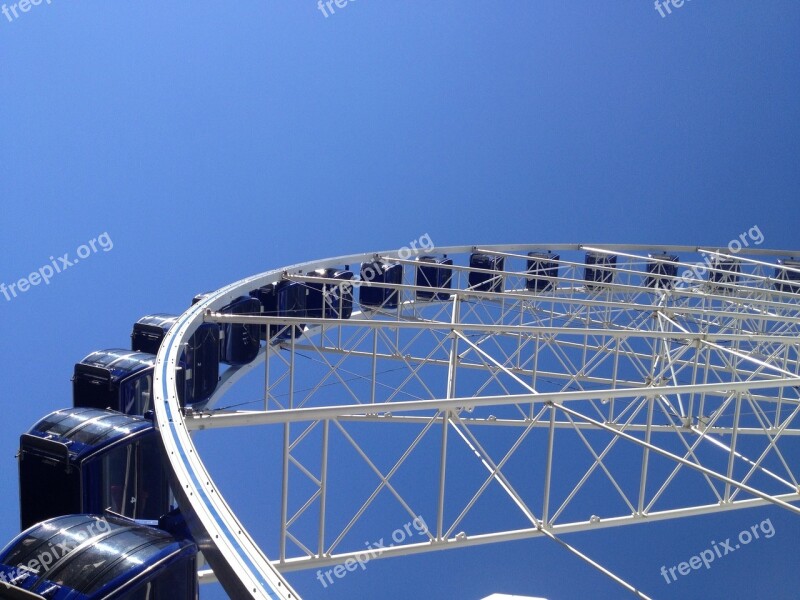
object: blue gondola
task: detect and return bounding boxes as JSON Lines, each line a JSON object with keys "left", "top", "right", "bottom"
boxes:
{"left": 359, "top": 260, "right": 403, "bottom": 309}
{"left": 708, "top": 256, "right": 740, "bottom": 289}
{"left": 526, "top": 251, "right": 559, "bottom": 292}
{"left": 131, "top": 314, "right": 219, "bottom": 404}
{"left": 193, "top": 294, "right": 261, "bottom": 366}
{"left": 415, "top": 256, "right": 453, "bottom": 301}
{"left": 646, "top": 254, "right": 679, "bottom": 289}
{"left": 18, "top": 408, "right": 171, "bottom": 531}
{"left": 274, "top": 279, "right": 308, "bottom": 340}
{"left": 250, "top": 283, "right": 304, "bottom": 340}
{"left": 584, "top": 251, "right": 616, "bottom": 289}
{"left": 258, "top": 270, "right": 354, "bottom": 341}
{"left": 250, "top": 283, "right": 282, "bottom": 340}
{"left": 468, "top": 253, "right": 504, "bottom": 293}
{"left": 72, "top": 350, "right": 161, "bottom": 416}
{"left": 305, "top": 268, "right": 354, "bottom": 319}
{"left": 0, "top": 514, "right": 197, "bottom": 599}
{"left": 774, "top": 259, "right": 800, "bottom": 293}
{"left": 219, "top": 296, "right": 261, "bottom": 365}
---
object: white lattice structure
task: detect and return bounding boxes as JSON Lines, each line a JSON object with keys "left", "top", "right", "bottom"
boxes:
{"left": 152, "top": 244, "right": 800, "bottom": 599}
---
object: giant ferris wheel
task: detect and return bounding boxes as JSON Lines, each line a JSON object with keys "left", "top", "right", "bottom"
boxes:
{"left": 151, "top": 243, "right": 800, "bottom": 599}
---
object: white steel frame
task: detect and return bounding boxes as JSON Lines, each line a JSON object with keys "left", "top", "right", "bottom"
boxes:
{"left": 153, "top": 244, "right": 800, "bottom": 599}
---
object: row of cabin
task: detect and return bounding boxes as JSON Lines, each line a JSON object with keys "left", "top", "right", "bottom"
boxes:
{"left": 69, "top": 253, "right": 800, "bottom": 418}
{"left": 10, "top": 295, "right": 236, "bottom": 595}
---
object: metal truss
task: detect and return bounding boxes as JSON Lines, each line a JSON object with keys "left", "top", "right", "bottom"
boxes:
{"left": 155, "top": 244, "right": 800, "bottom": 598}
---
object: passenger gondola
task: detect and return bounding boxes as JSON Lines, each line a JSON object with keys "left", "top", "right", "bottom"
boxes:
{"left": 72, "top": 350, "right": 159, "bottom": 416}
{"left": 18, "top": 408, "right": 171, "bottom": 530}
{"left": 0, "top": 514, "right": 197, "bottom": 599}
{"left": 131, "top": 314, "right": 219, "bottom": 404}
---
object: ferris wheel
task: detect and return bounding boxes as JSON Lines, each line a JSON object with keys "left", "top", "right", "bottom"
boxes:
{"left": 150, "top": 243, "right": 800, "bottom": 599}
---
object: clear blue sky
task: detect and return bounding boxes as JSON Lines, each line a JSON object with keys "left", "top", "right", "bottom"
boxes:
{"left": 1, "top": 1, "right": 799, "bottom": 599}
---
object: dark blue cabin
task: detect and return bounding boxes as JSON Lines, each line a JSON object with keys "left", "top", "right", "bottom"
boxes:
{"left": 255, "top": 270, "right": 355, "bottom": 341}
{"left": 584, "top": 252, "right": 616, "bottom": 289}
{"left": 305, "top": 268, "right": 354, "bottom": 320}
{"left": 250, "top": 283, "right": 280, "bottom": 339}
{"left": 192, "top": 294, "right": 261, "bottom": 365}
{"left": 708, "top": 256, "right": 740, "bottom": 289}
{"left": 18, "top": 408, "right": 170, "bottom": 531}
{"left": 468, "top": 253, "right": 504, "bottom": 293}
{"left": 72, "top": 350, "right": 158, "bottom": 416}
{"left": 274, "top": 280, "right": 307, "bottom": 340}
{"left": 526, "top": 251, "right": 559, "bottom": 292}
{"left": 0, "top": 515, "right": 197, "bottom": 599}
{"left": 250, "top": 283, "right": 299, "bottom": 341}
{"left": 218, "top": 296, "right": 261, "bottom": 365}
{"left": 359, "top": 261, "right": 403, "bottom": 310}
{"left": 774, "top": 259, "right": 800, "bottom": 293}
{"left": 646, "top": 254, "right": 679, "bottom": 289}
{"left": 131, "top": 314, "right": 219, "bottom": 404}
{"left": 415, "top": 256, "right": 453, "bottom": 301}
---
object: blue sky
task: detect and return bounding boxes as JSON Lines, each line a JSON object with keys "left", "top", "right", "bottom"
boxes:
{"left": 1, "top": 1, "right": 799, "bottom": 599}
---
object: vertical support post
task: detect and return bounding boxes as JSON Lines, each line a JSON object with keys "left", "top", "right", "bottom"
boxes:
{"left": 280, "top": 422, "right": 290, "bottom": 562}
{"left": 724, "top": 392, "right": 742, "bottom": 502}
{"left": 371, "top": 328, "right": 378, "bottom": 404}
{"left": 687, "top": 340, "right": 701, "bottom": 426}
{"left": 542, "top": 404, "right": 556, "bottom": 526}
{"left": 438, "top": 294, "right": 461, "bottom": 541}
{"left": 775, "top": 345, "right": 791, "bottom": 428}
{"left": 446, "top": 295, "right": 461, "bottom": 400}
{"left": 318, "top": 419, "right": 329, "bottom": 557}
{"left": 699, "top": 345, "right": 711, "bottom": 421}
{"left": 637, "top": 396, "right": 655, "bottom": 514}
{"left": 264, "top": 344, "right": 271, "bottom": 411}
{"left": 338, "top": 282, "right": 344, "bottom": 349}
{"left": 530, "top": 333, "right": 540, "bottom": 419}
{"left": 610, "top": 337, "right": 620, "bottom": 421}
{"left": 436, "top": 410, "right": 448, "bottom": 541}
{"left": 289, "top": 331, "right": 296, "bottom": 409}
